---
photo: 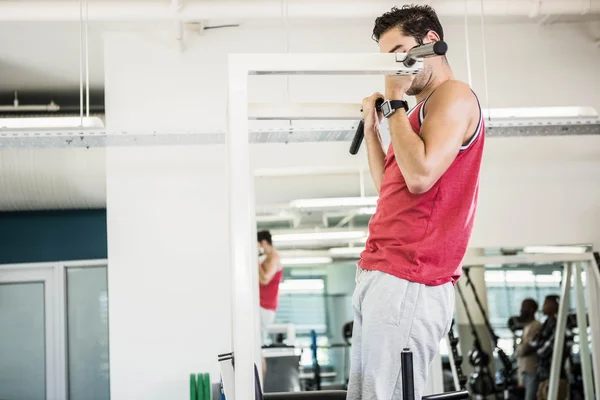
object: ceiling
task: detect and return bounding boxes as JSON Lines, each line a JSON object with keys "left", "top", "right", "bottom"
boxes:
{"left": 0, "top": 1, "right": 599, "bottom": 93}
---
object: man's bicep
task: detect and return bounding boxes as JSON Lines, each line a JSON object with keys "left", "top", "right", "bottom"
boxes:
{"left": 419, "top": 86, "right": 474, "bottom": 178}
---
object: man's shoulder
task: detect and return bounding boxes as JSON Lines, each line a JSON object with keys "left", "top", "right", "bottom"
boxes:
{"left": 529, "top": 319, "right": 542, "bottom": 327}
{"left": 426, "top": 80, "right": 479, "bottom": 112}
{"left": 432, "top": 80, "right": 474, "bottom": 98}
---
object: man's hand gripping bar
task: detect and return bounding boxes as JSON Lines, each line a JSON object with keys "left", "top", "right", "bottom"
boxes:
{"left": 349, "top": 41, "right": 448, "bottom": 155}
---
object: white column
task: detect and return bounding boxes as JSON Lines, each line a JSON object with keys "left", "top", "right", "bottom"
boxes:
{"left": 227, "top": 59, "right": 257, "bottom": 400}
{"left": 584, "top": 258, "right": 600, "bottom": 399}
{"left": 574, "top": 263, "right": 594, "bottom": 400}
{"left": 104, "top": 31, "right": 231, "bottom": 400}
{"left": 547, "top": 263, "right": 571, "bottom": 400}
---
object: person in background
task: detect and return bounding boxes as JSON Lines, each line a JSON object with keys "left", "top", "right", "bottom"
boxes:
{"left": 523, "top": 295, "right": 568, "bottom": 400}
{"left": 257, "top": 230, "right": 283, "bottom": 378}
{"left": 515, "top": 298, "right": 542, "bottom": 400}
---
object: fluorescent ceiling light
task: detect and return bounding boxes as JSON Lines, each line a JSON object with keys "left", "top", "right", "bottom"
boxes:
{"left": 483, "top": 106, "right": 598, "bottom": 120}
{"left": 290, "top": 269, "right": 326, "bottom": 276}
{"left": 535, "top": 272, "right": 562, "bottom": 284}
{"left": 256, "top": 212, "right": 296, "bottom": 223}
{"left": 0, "top": 116, "right": 104, "bottom": 130}
{"left": 273, "top": 231, "right": 366, "bottom": 242}
{"left": 290, "top": 196, "right": 378, "bottom": 209}
{"left": 279, "top": 279, "right": 324, "bottom": 292}
{"left": 329, "top": 247, "right": 363, "bottom": 256}
{"left": 358, "top": 207, "right": 376, "bottom": 215}
{"left": 281, "top": 257, "right": 333, "bottom": 265}
{"left": 523, "top": 246, "right": 587, "bottom": 254}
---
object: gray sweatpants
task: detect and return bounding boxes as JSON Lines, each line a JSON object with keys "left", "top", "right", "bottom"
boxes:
{"left": 347, "top": 268, "right": 455, "bottom": 400}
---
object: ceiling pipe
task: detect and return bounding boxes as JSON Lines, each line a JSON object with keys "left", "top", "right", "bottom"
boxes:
{"left": 0, "top": 92, "right": 60, "bottom": 112}
{"left": 0, "top": 0, "right": 599, "bottom": 21}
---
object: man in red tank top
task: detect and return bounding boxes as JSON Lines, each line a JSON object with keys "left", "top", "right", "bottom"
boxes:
{"left": 347, "top": 5, "right": 485, "bottom": 400}
{"left": 257, "top": 230, "right": 283, "bottom": 377}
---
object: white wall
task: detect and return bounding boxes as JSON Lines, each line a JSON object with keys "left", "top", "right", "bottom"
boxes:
{"left": 103, "top": 18, "right": 600, "bottom": 398}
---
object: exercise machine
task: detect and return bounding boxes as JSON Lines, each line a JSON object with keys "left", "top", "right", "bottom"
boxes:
{"left": 461, "top": 268, "right": 516, "bottom": 399}
{"left": 455, "top": 283, "right": 497, "bottom": 399}
{"left": 225, "top": 39, "right": 600, "bottom": 399}
{"left": 445, "top": 319, "right": 468, "bottom": 392}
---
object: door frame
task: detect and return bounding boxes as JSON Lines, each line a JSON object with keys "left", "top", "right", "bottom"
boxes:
{"left": 0, "top": 259, "right": 107, "bottom": 400}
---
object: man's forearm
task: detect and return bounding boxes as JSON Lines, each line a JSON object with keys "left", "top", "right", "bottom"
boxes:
{"left": 364, "top": 130, "right": 386, "bottom": 193}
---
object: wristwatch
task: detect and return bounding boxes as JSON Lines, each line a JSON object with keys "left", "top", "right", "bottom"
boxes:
{"left": 381, "top": 100, "right": 409, "bottom": 118}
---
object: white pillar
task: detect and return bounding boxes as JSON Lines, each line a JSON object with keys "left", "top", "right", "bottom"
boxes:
{"left": 104, "top": 31, "right": 232, "bottom": 400}
{"left": 585, "top": 257, "right": 600, "bottom": 399}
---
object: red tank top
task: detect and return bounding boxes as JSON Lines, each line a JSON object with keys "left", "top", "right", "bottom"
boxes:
{"left": 358, "top": 92, "right": 485, "bottom": 286}
{"left": 260, "top": 267, "right": 283, "bottom": 310}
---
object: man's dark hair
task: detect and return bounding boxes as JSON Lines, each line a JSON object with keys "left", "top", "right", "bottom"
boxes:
{"left": 257, "top": 230, "right": 272, "bottom": 245}
{"left": 522, "top": 298, "right": 539, "bottom": 312}
{"left": 545, "top": 295, "right": 560, "bottom": 306}
{"left": 372, "top": 5, "right": 444, "bottom": 44}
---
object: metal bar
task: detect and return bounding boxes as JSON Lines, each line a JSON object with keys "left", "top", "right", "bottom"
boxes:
{"left": 463, "top": 252, "right": 595, "bottom": 267}
{"left": 85, "top": 0, "right": 90, "bottom": 118}
{"left": 249, "top": 102, "right": 360, "bottom": 120}
{"left": 444, "top": 336, "right": 461, "bottom": 391}
{"left": 585, "top": 259, "right": 600, "bottom": 399}
{"left": 239, "top": 53, "right": 422, "bottom": 75}
{"left": 79, "top": 0, "right": 83, "bottom": 126}
{"left": 227, "top": 60, "right": 256, "bottom": 400}
{"left": 421, "top": 391, "right": 470, "bottom": 400}
{"left": 547, "top": 263, "right": 571, "bottom": 400}
{"left": 574, "top": 262, "right": 594, "bottom": 400}
{"left": 401, "top": 349, "right": 415, "bottom": 400}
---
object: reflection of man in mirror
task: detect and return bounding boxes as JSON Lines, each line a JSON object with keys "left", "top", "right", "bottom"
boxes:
{"left": 257, "top": 230, "right": 283, "bottom": 344}
{"left": 257, "top": 230, "right": 283, "bottom": 380}
{"left": 515, "top": 298, "right": 541, "bottom": 400}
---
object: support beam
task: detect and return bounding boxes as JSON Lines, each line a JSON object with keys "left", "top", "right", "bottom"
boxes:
{"left": 574, "top": 263, "right": 594, "bottom": 400}
{"left": 547, "top": 263, "right": 571, "bottom": 400}
{"left": 586, "top": 256, "right": 600, "bottom": 399}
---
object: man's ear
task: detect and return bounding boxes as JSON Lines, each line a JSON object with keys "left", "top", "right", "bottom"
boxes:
{"left": 424, "top": 30, "right": 441, "bottom": 43}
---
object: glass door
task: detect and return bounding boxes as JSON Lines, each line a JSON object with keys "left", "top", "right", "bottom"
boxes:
{"left": 0, "top": 268, "right": 57, "bottom": 400}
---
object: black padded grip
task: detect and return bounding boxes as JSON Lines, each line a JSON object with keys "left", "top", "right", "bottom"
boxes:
{"left": 401, "top": 349, "right": 415, "bottom": 400}
{"left": 349, "top": 120, "right": 364, "bottom": 155}
{"left": 349, "top": 98, "right": 384, "bottom": 155}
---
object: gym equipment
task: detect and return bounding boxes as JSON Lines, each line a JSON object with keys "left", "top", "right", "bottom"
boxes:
{"left": 445, "top": 319, "right": 468, "bottom": 391}
{"left": 402, "top": 348, "right": 470, "bottom": 400}
{"left": 226, "top": 44, "right": 600, "bottom": 400}
{"left": 310, "top": 330, "right": 321, "bottom": 391}
{"left": 455, "top": 283, "right": 496, "bottom": 399}
{"left": 191, "top": 372, "right": 212, "bottom": 400}
{"left": 349, "top": 41, "right": 449, "bottom": 155}
{"left": 463, "top": 268, "right": 516, "bottom": 399}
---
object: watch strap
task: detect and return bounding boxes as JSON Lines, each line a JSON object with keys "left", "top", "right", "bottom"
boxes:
{"left": 388, "top": 100, "right": 409, "bottom": 112}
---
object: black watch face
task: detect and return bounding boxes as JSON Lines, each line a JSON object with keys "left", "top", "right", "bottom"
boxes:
{"left": 382, "top": 101, "right": 391, "bottom": 116}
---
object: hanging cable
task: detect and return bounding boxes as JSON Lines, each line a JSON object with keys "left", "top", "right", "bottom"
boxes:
{"left": 282, "top": 0, "right": 290, "bottom": 103}
{"left": 85, "top": 0, "right": 90, "bottom": 118}
{"left": 464, "top": 0, "right": 472, "bottom": 87}
{"left": 479, "top": 0, "right": 491, "bottom": 121}
{"left": 282, "top": 0, "right": 291, "bottom": 132}
{"left": 79, "top": 0, "right": 84, "bottom": 126}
